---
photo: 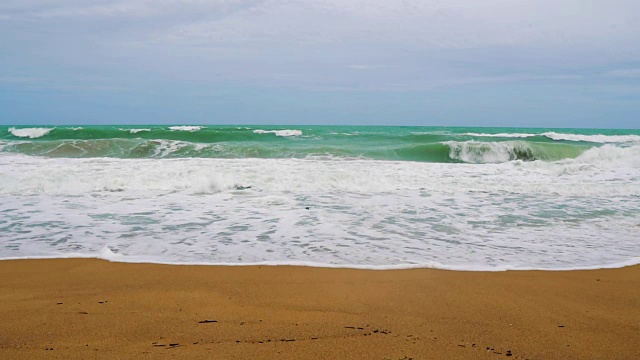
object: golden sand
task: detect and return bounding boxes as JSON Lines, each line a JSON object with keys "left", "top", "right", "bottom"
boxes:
{"left": 0, "top": 259, "right": 638, "bottom": 359}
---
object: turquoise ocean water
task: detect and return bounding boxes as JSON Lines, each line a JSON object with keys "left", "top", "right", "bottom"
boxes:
{"left": 1, "top": 125, "right": 639, "bottom": 270}
{"left": 2, "top": 125, "right": 639, "bottom": 162}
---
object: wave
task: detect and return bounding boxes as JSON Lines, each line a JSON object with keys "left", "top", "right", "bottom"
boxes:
{"left": 121, "top": 128, "right": 151, "bottom": 134}
{"left": 169, "top": 126, "right": 203, "bottom": 132}
{"left": 0, "top": 138, "right": 597, "bottom": 163}
{"left": 462, "top": 132, "right": 536, "bottom": 138}
{"left": 2, "top": 148, "right": 638, "bottom": 197}
{"left": 1, "top": 126, "right": 638, "bottom": 164}
{"left": 572, "top": 144, "right": 640, "bottom": 167}
{"left": 444, "top": 141, "right": 588, "bottom": 164}
{"left": 2, "top": 154, "right": 638, "bottom": 271}
{"left": 253, "top": 129, "right": 302, "bottom": 137}
{"left": 541, "top": 132, "right": 640, "bottom": 143}
{"left": 459, "top": 131, "right": 640, "bottom": 143}
{"left": 8, "top": 127, "right": 54, "bottom": 138}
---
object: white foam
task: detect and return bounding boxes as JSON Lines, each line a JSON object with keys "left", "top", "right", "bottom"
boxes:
{"left": 445, "top": 141, "right": 533, "bottom": 163}
{"left": 124, "top": 128, "right": 151, "bottom": 134}
{"left": 1, "top": 147, "right": 638, "bottom": 195}
{"left": 0, "top": 153, "right": 638, "bottom": 271}
{"left": 542, "top": 132, "right": 640, "bottom": 143}
{"left": 459, "top": 132, "right": 640, "bottom": 143}
{"left": 169, "top": 126, "right": 203, "bottom": 132}
{"left": 151, "top": 140, "right": 190, "bottom": 158}
{"left": 462, "top": 132, "right": 536, "bottom": 138}
{"left": 573, "top": 144, "right": 640, "bottom": 166}
{"left": 8, "top": 127, "right": 54, "bottom": 138}
{"left": 3, "top": 254, "right": 638, "bottom": 272}
{"left": 253, "top": 129, "right": 302, "bottom": 137}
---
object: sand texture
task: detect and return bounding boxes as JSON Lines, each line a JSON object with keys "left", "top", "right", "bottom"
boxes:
{"left": 0, "top": 259, "right": 638, "bottom": 359}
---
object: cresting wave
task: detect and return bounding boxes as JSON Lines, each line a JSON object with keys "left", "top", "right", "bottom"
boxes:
{"left": 169, "top": 125, "right": 203, "bottom": 131}
{"left": 8, "top": 127, "right": 54, "bottom": 138}
{"left": 445, "top": 140, "right": 588, "bottom": 163}
{"left": 1, "top": 126, "right": 639, "bottom": 164}
{"left": 0, "top": 137, "right": 614, "bottom": 163}
{"left": 463, "top": 131, "right": 640, "bottom": 143}
{"left": 462, "top": 132, "right": 536, "bottom": 138}
{"left": 253, "top": 129, "right": 303, "bottom": 137}
{"left": 123, "top": 128, "right": 151, "bottom": 134}
{"left": 541, "top": 132, "right": 640, "bottom": 143}
{"left": 1, "top": 144, "right": 639, "bottom": 196}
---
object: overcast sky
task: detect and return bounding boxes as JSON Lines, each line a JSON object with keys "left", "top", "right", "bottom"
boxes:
{"left": 1, "top": 0, "right": 639, "bottom": 127}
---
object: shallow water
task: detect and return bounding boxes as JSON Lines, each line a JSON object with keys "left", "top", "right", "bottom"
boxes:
{"left": 1, "top": 125, "right": 639, "bottom": 270}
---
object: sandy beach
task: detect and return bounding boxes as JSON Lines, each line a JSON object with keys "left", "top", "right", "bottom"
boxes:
{"left": 0, "top": 259, "right": 638, "bottom": 359}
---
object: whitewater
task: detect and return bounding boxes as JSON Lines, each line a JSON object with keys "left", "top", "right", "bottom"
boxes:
{"left": 1, "top": 125, "right": 639, "bottom": 271}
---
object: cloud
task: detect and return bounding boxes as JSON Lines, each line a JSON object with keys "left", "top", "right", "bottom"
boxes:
{"left": 447, "top": 74, "right": 583, "bottom": 85}
{"left": 34, "top": 2, "right": 150, "bottom": 18}
{"left": 604, "top": 68, "right": 640, "bottom": 78}
{"left": 1, "top": 0, "right": 639, "bottom": 93}
{"left": 156, "top": 0, "right": 640, "bottom": 50}
{"left": 0, "top": 76, "right": 42, "bottom": 83}
{"left": 360, "top": 73, "right": 582, "bottom": 92}
{"left": 1, "top": 0, "right": 257, "bottom": 19}
{"left": 6, "top": 1, "right": 640, "bottom": 53}
{"left": 347, "top": 65, "right": 391, "bottom": 70}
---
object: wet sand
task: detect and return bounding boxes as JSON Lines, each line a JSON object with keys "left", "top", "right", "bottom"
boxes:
{"left": 0, "top": 259, "right": 638, "bottom": 359}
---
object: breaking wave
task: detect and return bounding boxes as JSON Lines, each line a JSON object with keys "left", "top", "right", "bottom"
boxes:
{"left": 124, "top": 128, "right": 151, "bottom": 134}
{"left": 463, "top": 131, "right": 640, "bottom": 143}
{"left": 462, "top": 132, "right": 536, "bottom": 138}
{"left": 8, "top": 127, "right": 54, "bottom": 138}
{"left": 444, "top": 141, "right": 588, "bottom": 163}
{"left": 253, "top": 129, "right": 302, "bottom": 137}
{"left": 169, "top": 126, "right": 203, "bottom": 132}
{"left": 540, "top": 132, "right": 640, "bottom": 143}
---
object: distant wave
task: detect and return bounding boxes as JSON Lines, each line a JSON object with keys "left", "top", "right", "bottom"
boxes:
{"left": 2, "top": 126, "right": 638, "bottom": 164}
{"left": 462, "top": 132, "right": 536, "bottom": 138}
{"left": 169, "top": 126, "right": 203, "bottom": 132}
{"left": 8, "top": 127, "right": 54, "bottom": 139}
{"left": 253, "top": 129, "right": 302, "bottom": 137}
{"left": 461, "top": 131, "right": 640, "bottom": 143}
{"left": 541, "top": 132, "right": 640, "bottom": 143}
{"left": 121, "top": 128, "right": 151, "bottom": 134}
{"left": 463, "top": 131, "right": 640, "bottom": 143}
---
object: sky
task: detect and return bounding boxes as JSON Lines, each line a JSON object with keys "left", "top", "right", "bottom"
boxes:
{"left": 1, "top": 0, "right": 639, "bottom": 128}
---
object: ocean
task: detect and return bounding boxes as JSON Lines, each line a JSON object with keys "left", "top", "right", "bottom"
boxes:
{"left": 1, "top": 125, "right": 639, "bottom": 270}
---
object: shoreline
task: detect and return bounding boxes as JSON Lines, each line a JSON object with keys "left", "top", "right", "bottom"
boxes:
{"left": 1, "top": 259, "right": 638, "bottom": 359}
{"left": 3, "top": 255, "right": 640, "bottom": 272}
